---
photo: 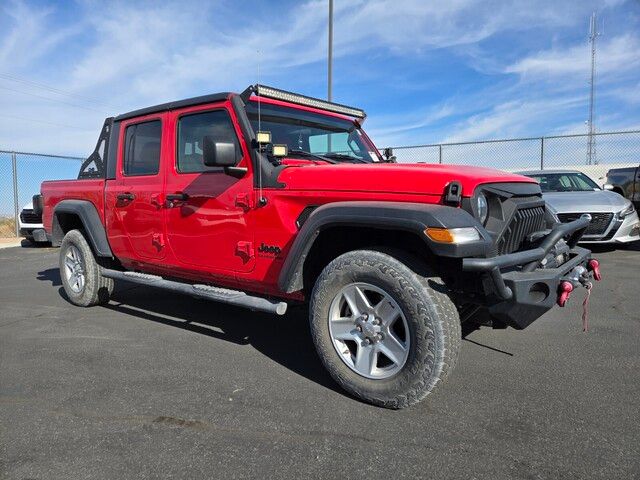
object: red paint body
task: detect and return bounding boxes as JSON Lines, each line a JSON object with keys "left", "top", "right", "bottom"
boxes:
{"left": 41, "top": 96, "right": 536, "bottom": 299}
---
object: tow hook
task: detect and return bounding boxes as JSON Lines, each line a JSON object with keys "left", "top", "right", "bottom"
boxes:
{"left": 587, "top": 259, "right": 602, "bottom": 281}
{"left": 557, "top": 281, "right": 574, "bottom": 307}
{"left": 557, "top": 265, "right": 593, "bottom": 307}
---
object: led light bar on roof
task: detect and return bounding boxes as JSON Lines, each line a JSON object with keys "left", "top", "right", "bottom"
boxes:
{"left": 252, "top": 84, "right": 366, "bottom": 119}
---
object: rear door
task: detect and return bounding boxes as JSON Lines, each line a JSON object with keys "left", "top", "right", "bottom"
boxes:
{"left": 105, "top": 114, "right": 166, "bottom": 261}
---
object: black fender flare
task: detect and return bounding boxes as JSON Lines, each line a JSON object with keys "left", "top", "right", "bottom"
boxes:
{"left": 277, "top": 201, "right": 492, "bottom": 293}
{"left": 52, "top": 200, "right": 113, "bottom": 257}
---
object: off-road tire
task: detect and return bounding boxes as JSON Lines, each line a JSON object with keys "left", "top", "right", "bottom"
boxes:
{"left": 309, "top": 249, "right": 461, "bottom": 409}
{"left": 59, "top": 229, "right": 113, "bottom": 307}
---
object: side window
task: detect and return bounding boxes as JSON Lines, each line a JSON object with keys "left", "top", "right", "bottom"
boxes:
{"left": 123, "top": 120, "right": 162, "bottom": 176}
{"left": 177, "top": 110, "right": 240, "bottom": 173}
{"left": 558, "top": 175, "right": 572, "bottom": 189}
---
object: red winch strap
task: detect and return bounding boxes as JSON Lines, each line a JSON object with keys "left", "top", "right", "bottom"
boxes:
{"left": 582, "top": 282, "right": 592, "bottom": 332}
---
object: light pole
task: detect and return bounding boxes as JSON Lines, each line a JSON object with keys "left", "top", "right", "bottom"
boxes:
{"left": 328, "top": 0, "right": 333, "bottom": 102}
{"left": 327, "top": 0, "right": 333, "bottom": 152}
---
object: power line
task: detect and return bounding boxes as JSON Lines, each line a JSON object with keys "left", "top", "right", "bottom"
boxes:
{"left": 0, "top": 113, "right": 88, "bottom": 130}
{"left": 0, "top": 72, "right": 123, "bottom": 110}
{"left": 0, "top": 84, "right": 110, "bottom": 114}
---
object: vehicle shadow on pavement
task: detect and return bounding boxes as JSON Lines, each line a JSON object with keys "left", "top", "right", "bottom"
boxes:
{"left": 37, "top": 268, "right": 62, "bottom": 286}
{"left": 49, "top": 277, "right": 347, "bottom": 397}
{"left": 37, "top": 268, "right": 514, "bottom": 394}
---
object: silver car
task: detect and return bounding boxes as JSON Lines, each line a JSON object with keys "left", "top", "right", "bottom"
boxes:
{"left": 518, "top": 170, "right": 640, "bottom": 244}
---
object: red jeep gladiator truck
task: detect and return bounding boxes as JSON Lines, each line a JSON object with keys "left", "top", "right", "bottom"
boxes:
{"left": 38, "top": 85, "right": 600, "bottom": 408}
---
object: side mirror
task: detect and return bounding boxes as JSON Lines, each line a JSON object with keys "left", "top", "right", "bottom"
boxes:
{"left": 202, "top": 136, "right": 237, "bottom": 167}
{"left": 382, "top": 147, "right": 397, "bottom": 163}
{"left": 603, "top": 183, "right": 614, "bottom": 191}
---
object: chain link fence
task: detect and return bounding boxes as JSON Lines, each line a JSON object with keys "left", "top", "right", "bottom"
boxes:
{"left": 0, "top": 151, "right": 83, "bottom": 238}
{"left": 388, "top": 130, "right": 640, "bottom": 184}
{"left": 1, "top": 130, "right": 639, "bottom": 238}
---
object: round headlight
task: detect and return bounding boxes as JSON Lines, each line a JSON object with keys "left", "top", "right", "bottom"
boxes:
{"left": 477, "top": 193, "right": 488, "bottom": 224}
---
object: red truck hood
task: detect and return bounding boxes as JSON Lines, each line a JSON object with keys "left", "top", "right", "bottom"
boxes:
{"left": 277, "top": 162, "right": 536, "bottom": 197}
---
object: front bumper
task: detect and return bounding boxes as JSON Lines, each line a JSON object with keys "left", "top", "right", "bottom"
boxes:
{"left": 462, "top": 216, "right": 597, "bottom": 329}
{"left": 580, "top": 210, "right": 640, "bottom": 244}
{"left": 19, "top": 227, "right": 49, "bottom": 242}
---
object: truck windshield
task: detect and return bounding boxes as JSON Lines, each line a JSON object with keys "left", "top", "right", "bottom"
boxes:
{"left": 245, "top": 101, "right": 381, "bottom": 163}
{"left": 525, "top": 172, "right": 600, "bottom": 192}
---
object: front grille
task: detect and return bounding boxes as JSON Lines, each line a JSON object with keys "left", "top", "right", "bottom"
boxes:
{"left": 496, "top": 206, "right": 546, "bottom": 254}
{"left": 20, "top": 209, "right": 42, "bottom": 224}
{"left": 557, "top": 212, "right": 613, "bottom": 236}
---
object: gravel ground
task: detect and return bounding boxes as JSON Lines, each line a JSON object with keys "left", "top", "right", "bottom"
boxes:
{"left": 1, "top": 243, "right": 639, "bottom": 479}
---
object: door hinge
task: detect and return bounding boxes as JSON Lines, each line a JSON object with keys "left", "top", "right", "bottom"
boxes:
{"left": 235, "top": 193, "right": 252, "bottom": 211}
{"left": 152, "top": 233, "right": 165, "bottom": 249}
{"left": 235, "top": 241, "right": 254, "bottom": 261}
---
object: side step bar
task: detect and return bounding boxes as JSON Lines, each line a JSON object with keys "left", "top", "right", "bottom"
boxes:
{"left": 101, "top": 269, "right": 288, "bottom": 316}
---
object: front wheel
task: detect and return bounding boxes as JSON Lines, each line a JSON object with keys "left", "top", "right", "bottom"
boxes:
{"left": 60, "top": 229, "right": 113, "bottom": 307}
{"left": 309, "top": 250, "right": 461, "bottom": 409}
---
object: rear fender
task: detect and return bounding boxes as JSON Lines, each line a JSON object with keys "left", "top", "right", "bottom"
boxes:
{"left": 52, "top": 200, "right": 112, "bottom": 257}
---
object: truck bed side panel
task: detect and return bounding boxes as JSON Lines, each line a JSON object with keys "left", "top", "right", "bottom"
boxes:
{"left": 41, "top": 179, "right": 106, "bottom": 233}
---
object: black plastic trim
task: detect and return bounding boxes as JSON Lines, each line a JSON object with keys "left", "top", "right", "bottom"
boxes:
{"left": 106, "top": 121, "right": 120, "bottom": 180}
{"left": 52, "top": 200, "right": 113, "bottom": 257}
{"left": 114, "top": 92, "right": 232, "bottom": 122}
{"left": 278, "top": 201, "right": 493, "bottom": 293}
{"left": 230, "top": 93, "right": 286, "bottom": 189}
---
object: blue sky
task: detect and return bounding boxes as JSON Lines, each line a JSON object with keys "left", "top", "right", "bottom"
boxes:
{"left": 0, "top": 0, "right": 639, "bottom": 157}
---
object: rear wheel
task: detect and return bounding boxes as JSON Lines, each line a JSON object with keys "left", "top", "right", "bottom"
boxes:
{"left": 60, "top": 229, "right": 113, "bottom": 306}
{"left": 309, "top": 249, "right": 461, "bottom": 409}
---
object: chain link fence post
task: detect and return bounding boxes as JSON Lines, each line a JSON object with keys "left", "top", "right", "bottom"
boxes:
{"left": 438, "top": 144, "right": 442, "bottom": 164}
{"left": 540, "top": 137, "right": 545, "bottom": 170}
{"left": 11, "top": 152, "right": 19, "bottom": 237}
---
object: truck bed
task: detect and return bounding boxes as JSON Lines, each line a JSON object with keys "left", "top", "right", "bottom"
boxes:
{"left": 41, "top": 179, "right": 106, "bottom": 232}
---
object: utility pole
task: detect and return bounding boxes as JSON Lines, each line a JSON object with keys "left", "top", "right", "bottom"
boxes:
{"left": 586, "top": 12, "right": 600, "bottom": 165}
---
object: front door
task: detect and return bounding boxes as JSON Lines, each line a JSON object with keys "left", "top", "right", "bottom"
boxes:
{"left": 163, "top": 103, "right": 255, "bottom": 273}
{"left": 105, "top": 114, "right": 166, "bottom": 262}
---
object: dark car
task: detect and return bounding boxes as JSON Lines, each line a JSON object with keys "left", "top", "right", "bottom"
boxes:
{"left": 605, "top": 165, "right": 640, "bottom": 209}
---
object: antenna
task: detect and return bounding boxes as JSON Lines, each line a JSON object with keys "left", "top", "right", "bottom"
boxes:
{"left": 586, "top": 11, "right": 600, "bottom": 166}
{"left": 257, "top": 50, "right": 266, "bottom": 206}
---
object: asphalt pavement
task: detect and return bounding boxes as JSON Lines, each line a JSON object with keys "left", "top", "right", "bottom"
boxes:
{"left": 1, "top": 243, "right": 639, "bottom": 479}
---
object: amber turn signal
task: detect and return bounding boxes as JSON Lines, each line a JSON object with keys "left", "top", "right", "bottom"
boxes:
{"left": 424, "top": 227, "right": 480, "bottom": 244}
{"left": 425, "top": 228, "right": 455, "bottom": 243}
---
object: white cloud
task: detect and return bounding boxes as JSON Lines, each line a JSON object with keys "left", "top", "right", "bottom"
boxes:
{"left": 0, "top": 0, "right": 79, "bottom": 69}
{"left": 505, "top": 33, "right": 640, "bottom": 80}
{"left": 0, "top": 0, "right": 638, "bottom": 155}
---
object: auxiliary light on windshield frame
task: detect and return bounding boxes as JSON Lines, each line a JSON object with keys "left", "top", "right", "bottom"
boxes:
{"left": 241, "top": 84, "right": 367, "bottom": 120}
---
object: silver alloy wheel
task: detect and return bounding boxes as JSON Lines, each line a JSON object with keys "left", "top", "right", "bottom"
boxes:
{"left": 63, "top": 245, "right": 85, "bottom": 293}
{"left": 328, "top": 282, "right": 410, "bottom": 379}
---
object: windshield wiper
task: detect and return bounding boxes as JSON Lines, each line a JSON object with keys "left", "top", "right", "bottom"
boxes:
{"left": 323, "top": 153, "right": 368, "bottom": 163}
{"left": 288, "top": 149, "right": 337, "bottom": 164}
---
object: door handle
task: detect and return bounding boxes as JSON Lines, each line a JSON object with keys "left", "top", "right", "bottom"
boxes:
{"left": 116, "top": 193, "right": 135, "bottom": 201}
{"left": 166, "top": 193, "right": 189, "bottom": 202}
{"left": 165, "top": 192, "right": 189, "bottom": 208}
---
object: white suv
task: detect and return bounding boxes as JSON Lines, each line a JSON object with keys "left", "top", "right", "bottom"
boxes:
{"left": 19, "top": 200, "right": 48, "bottom": 243}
